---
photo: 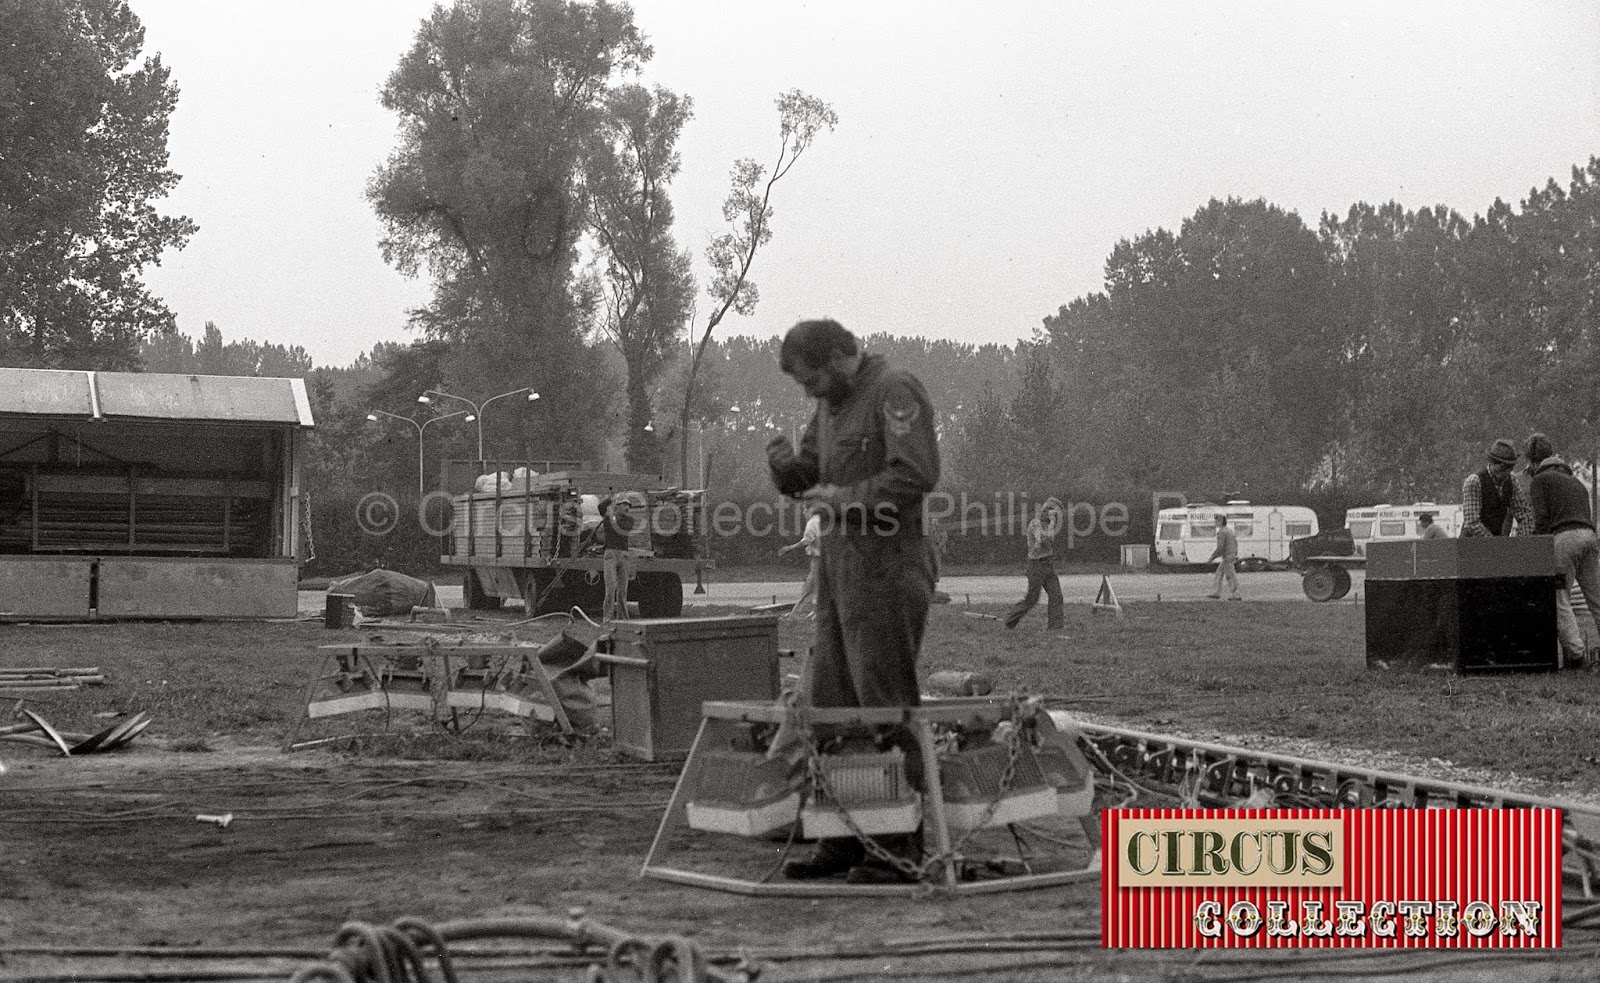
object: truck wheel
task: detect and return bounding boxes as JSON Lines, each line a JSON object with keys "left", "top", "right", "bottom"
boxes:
{"left": 1302, "top": 566, "right": 1337, "bottom": 603}
{"left": 1331, "top": 567, "right": 1352, "bottom": 600}
{"left": 634, "top": 572, "right": 683, "bottom": 618}
{"left": 520, "top": 570, "right": 558, "bottom": 616}
{"left": 463, "top": 570, "right": 503, "bottom": 611}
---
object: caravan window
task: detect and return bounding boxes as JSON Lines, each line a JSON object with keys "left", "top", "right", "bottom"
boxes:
{"left": 1190, "top": 523, "right": 1215, "bottom": 538}
{"left": 1158, "top": 523, "right": 1184, "bottom": 540}
{"left": 1379, "top": 520, "right": 1407, "bottom": 537}
{"left": 1286, "top": 522, "right": 1313, "bottom": 537}
{"left": 1232, "top": 523, "right": 1253, "bottom": 537}
{"left": 1349, "top": 520, "right": 1373, "bottom": 539}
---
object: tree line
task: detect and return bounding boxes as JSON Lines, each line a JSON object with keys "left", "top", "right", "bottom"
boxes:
{"left": 1033, "top": 171, "right": 1600, "bottom": 507}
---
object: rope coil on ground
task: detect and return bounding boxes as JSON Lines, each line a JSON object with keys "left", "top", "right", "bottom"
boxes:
{"left": 289, "top": 916, "right": 747, "bottom": 983}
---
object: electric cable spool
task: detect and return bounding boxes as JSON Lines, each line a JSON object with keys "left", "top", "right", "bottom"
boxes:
{"left": 801, "top": 748, "right": 921, "bottom": 839}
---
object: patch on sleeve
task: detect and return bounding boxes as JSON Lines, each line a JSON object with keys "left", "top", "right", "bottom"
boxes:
{"left": 883, "top": 387, "right": 922, "bottom": 437}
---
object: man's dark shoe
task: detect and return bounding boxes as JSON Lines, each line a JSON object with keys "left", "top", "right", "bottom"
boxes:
{"left": 845, "top": 858, "right": 920, "bottom": 884}
{"left": 844, "top": 832, "right": 922, "bottom": 884}
{"left": 782, "top": 839, "right": 863, "bottom": 880}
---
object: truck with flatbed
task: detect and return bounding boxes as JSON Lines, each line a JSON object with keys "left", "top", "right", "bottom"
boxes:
{"left": 439, "top": 463, "right": 712, "bottom": 618}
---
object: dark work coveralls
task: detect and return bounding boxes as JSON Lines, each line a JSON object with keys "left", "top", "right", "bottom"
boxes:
{"left": 769, "top": 353, "right": 940, "bottom": 880}
{"left": 770, "top": 354, "right": 941, "bottom": 711}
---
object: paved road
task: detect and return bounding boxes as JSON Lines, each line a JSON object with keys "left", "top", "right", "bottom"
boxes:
{"left": 686, "top": 569, "right": 1364, "bottom": 606}
{"left": 301, "top": 568, "right": 1363, "bottom": 615}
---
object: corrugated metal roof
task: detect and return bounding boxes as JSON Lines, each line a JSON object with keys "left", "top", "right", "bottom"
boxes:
{"left": 0, "top": 369, "right": 314, "bottom": 427}
{"left": 0, "top": 368, "right": 97, "bottom": 417}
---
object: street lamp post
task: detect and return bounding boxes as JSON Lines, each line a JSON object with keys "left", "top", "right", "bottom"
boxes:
{"left": 367, "top": 409, "right": 467, "bottom": 498}
{"left": 419, "top": 388, "right": 540, "bottom": 465}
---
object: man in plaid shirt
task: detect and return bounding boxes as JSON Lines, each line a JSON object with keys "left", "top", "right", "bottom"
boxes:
{"left": 1461, "top": 438, "right": 1533, "bottom": 537}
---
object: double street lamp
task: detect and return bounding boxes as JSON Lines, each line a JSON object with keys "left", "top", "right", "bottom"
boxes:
{"left": 367, "top": 409, "right": 468, "bottom": 498}
{"left": 419, "top": 388, "right": 540, "bottom": 463}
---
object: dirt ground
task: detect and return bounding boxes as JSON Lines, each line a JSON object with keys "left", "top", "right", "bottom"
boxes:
{"left": 4, "top": 606, "right": 1600, "bottom": 982}
{"left": 0, "top": 741, "right": 1117, "bottom": 983}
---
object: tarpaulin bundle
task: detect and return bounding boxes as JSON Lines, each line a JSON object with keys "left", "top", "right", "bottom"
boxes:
{"left": 328, "top": 571, "right": 438, "bottom": 618}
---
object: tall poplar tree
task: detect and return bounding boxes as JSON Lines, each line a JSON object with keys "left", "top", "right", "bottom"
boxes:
{"left": 0, "top": 0, "right": 195, "bottom": 369}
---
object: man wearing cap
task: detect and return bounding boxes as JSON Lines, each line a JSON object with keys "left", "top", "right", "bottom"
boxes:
{"left": 1524, "top": 433, "right": 1600, "bottom": 669}
{"left": 767, "top": 318, "right": 940, "bottom": 884}
{"left": 1005, "top": 498, "right": 1065, "bottom": 629}
{"left": 1461, "top": 438, "right": 1533, "bottom": 538}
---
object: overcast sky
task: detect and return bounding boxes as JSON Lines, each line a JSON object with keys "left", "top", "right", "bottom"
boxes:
{"left": 127, "top": 0, "right": 1600, "bottom": 368}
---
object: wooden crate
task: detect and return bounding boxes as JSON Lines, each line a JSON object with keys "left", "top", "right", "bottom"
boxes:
{"left": 604, "top": 616, "right": 780, "bottom": 762}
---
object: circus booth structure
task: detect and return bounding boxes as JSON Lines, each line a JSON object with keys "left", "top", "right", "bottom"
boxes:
{"left": 0, "top": 368, "right": 314, "bottom": 620}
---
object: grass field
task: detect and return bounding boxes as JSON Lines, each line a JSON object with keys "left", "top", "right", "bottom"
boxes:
{"left": 933, "top": 601, "right": 1600, "bottom": 796}
{"left": 3, "top": 600, "right": 1595, "bottom": 792}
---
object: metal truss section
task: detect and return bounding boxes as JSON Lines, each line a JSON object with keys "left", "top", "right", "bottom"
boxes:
{"left": 1080, "top": 721, "right": 1600, "bottom": 895}
{"left": 1082, "top": 723, "right": 1600, "bottom": 815}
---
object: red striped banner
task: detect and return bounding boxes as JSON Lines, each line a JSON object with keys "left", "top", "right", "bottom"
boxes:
{"left": 1101, "top": 808, "right": 1562, "bottom": 948}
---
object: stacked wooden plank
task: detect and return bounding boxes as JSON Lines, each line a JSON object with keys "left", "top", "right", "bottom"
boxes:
{"left": 0, "top": 666, "right": 106, "bottom": 692}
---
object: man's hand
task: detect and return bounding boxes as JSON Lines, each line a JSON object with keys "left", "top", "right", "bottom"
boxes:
{"left": 800, "top": 483, "right": 850, "bottom": 513}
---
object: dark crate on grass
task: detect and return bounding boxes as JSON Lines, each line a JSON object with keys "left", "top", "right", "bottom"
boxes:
{"left": 605, "top": 616, "right": 780, "bottom": 761}
{"left": 1365, "top": 537, "right": 1561, "bottom": 673}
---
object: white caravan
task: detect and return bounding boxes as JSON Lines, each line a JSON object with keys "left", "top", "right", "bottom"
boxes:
{"left": 1153, "top": 501, "right": 1320, "bottom": 570}
{"left": 1343, "top": 503, "right": 1464, "bottom": 556}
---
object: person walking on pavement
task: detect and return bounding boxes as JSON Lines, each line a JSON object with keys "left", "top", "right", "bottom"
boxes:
{"left": 1004, "top": 497, "right": 1065, "bottom": 629}
{"left": 1524, "top": 432, "right": 1600, "bottom": 670}
{"left": 766, "top": 318, "right": 940, "bottom": 885}
{"left": 778, "top": 505, "right": 825, "bottom": 619}
{"left": 1207, "top": 513, "right": 1241, "bottom": 600}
